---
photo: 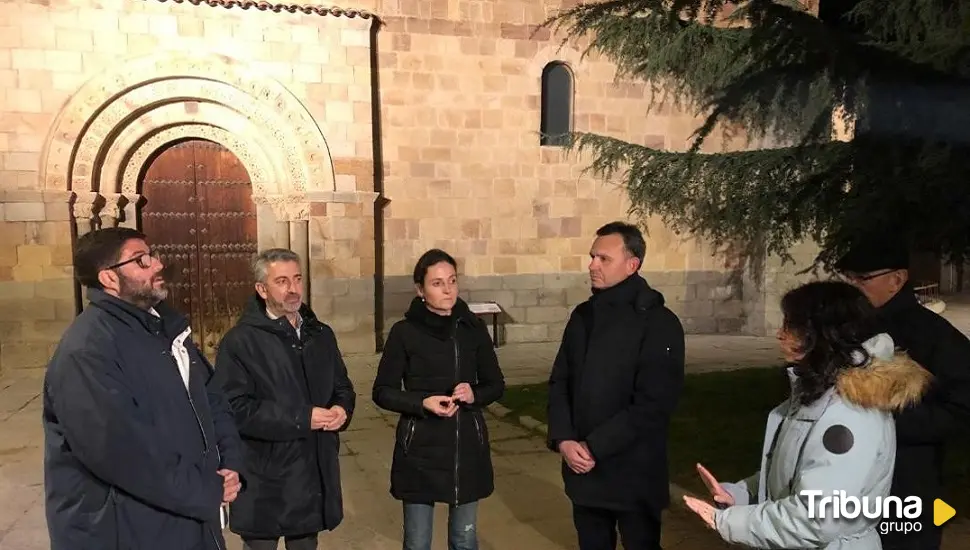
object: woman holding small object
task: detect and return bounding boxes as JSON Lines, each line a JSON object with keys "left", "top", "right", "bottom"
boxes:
{"left": 683, "top": 281, "right": 933, "bottom": 549}
{"left": 372, "top": 248, "right": 506, "bottom": 550}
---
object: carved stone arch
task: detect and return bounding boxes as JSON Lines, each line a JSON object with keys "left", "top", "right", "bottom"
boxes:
{"left": 529, "top": 45, "right": 584, "bottom": 79}
{"left": 98, "top": 104, "right": 281, "bottom": 196}
{"left": 85, "top": 78, "right": 299, "bottom": 195}
{"left": 123, "top": 124, "right": 274, "bottom": 198}
{"left": 40, "top": 49, "right": 336, "bottom": 198}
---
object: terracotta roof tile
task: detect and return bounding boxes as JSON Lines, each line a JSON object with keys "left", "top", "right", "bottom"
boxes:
{"left": 152, "top": 0, "right": 379, "bottom": 22}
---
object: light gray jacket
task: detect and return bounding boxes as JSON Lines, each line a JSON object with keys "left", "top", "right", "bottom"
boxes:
{"left": 714, "top": 334, "right": 932, "bottom": 549}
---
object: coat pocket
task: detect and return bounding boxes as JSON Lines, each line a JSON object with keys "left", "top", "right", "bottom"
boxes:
{"left": 398, "top": 417, "right": 417, "bottom": 455}
{"left": 472, "top": 411, "right": 487, "bottom": 448}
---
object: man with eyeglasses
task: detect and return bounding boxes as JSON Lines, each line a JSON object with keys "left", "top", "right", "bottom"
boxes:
{"left": 42, "top": 227, "right": 245, "bottom": 550}
{"left": 835, "top": 237, "right": 970, "bottom": 550}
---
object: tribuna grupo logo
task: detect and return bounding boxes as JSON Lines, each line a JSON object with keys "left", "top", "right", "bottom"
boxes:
{"left": 801, "top": 490, "right": 923, "bottom": 534}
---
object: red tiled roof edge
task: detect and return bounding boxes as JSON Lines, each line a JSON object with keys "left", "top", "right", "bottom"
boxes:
{"left": 152, "top": 0, "right": 380, "bottom": 22}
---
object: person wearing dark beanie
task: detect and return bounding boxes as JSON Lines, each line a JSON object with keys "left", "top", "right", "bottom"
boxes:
{"left": 835, "top": 235, "right": 970, "bottom": 550}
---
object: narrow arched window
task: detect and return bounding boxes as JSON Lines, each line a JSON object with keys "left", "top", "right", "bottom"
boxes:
{"left": 540, "top": 62, "right": 573, "bottom": 146}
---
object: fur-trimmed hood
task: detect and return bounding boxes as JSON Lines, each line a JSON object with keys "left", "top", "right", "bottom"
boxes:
{"left": 837, "top": 333, "right": 933, "bottom": 412}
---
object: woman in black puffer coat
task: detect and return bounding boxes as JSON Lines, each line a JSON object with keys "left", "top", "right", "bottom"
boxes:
{"left": 372, "top": 249, "right": 506, "bottom": 550}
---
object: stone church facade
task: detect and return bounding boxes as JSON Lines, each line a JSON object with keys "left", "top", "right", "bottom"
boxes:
{"left": 0, "top": 0, "right": 812, "bottom": 373}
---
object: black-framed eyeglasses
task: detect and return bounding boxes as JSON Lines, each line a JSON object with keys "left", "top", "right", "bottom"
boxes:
{"left": 104, "top": 250, "right": 158, "bottom": 271}
{"left": 838, "top": 269, "right": 896, "bottom": 283}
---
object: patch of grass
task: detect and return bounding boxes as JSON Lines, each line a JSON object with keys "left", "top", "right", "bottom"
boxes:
{"left": 499, "top": 368, "right": 970, "bottom": 513}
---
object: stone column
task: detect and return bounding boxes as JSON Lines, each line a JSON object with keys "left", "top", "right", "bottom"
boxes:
{"left": 71, "top": 192, "right": 101, "bottom": 236}
{"left": 119, "top": 194, "right": 141, "bottom": 229}
{"left": 276, "top": 221, "right": 291, "bottom": 250}
{"left": 285, "top": 201, "right": 311, "bottom": 304}
{"left": 253, "top": 195, "right": 291, "bottom": 250}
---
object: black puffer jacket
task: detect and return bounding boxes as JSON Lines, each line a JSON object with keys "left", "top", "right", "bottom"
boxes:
{"left": 547, "top": 274, "right": 686, "bottom": 512}
{"left": 372, "top": 297, "right": 506, "bottom": 505}
{"left": 212, "top": 295, "right": 356, "bottom": 539}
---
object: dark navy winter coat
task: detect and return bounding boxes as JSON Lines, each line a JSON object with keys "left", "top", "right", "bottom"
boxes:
{"left": 42, "top": 288, "right": 245, "bottom": 550}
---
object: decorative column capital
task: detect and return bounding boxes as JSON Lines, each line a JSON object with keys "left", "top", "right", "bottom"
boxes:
{"left": 261, "top": 194, "right": 310, "bottom": 222}
{"left": 98, "top": 193, "right": 124, "bottom": 228}
{"left": 71, "top": 191, "right": 101, "bottom": 222}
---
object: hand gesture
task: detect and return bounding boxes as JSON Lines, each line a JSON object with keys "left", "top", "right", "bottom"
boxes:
{"left": 558, "top": 440, "right": 595, "bottom": 474}
{"left": 683, "top": 495, "right": 717, "bottom": 529}
{"left": 217, "top": 469, "right": 241, "bottom": 503}
{"left": 422, "top": 395, "right": 458, "bottom": 417}
{"left": 451, "top": 383, "right": 475, "bottom": 404}
{"left": 323, "top": 406, "right": 347, "bottom": 431}
{"left": 696, "top": 463, "right": 734, "bottom": 507}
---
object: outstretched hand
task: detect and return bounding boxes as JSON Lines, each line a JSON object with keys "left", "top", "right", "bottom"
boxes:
{"left": 683, "top": 495, "right": 717, "bottom": 529}
{"left": 696, "top": 463, "right": 734, "bottom": 507}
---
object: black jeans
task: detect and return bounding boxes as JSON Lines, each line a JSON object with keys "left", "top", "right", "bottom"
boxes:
{"left": 242, "top": 534, "right": 318, "bottom": 550}
{"left": 572, "top": 504, "right": 662, "bottom": 550}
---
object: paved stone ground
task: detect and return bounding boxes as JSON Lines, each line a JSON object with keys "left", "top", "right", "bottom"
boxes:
{"left": 0, "top": 355, "right": 739, "bottom": 550}
{"left": 482, "top": 334, "right": 784, "bottom": 386}
{"left": 1, "top": 330, "right": 968, "bottom": 549}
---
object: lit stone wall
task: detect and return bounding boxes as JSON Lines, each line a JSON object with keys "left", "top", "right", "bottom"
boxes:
{"left": 0, "top": 0, "right": 793, "bottom": 373}
{"left": 368, "top": 0, "right": 749, "bottom": 343}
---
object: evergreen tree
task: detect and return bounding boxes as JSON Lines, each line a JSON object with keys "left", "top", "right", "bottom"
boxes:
{"left": 543, "top": 0, "right": 970, "bottom": 269}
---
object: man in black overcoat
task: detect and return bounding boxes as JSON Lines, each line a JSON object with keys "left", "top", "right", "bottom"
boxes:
{"left": 213, "top": 248, "right": 355, "bottom": 550}
{"left": 548, "top": 221, "right": 686, "bottom": 550}
{"left": 836, "top": 236, "right": 970, "bottom": 550}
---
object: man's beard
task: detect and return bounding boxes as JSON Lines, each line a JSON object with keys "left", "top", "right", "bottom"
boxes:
{"left": 267, "top": 294, "right": 302, "bottom": 316}
{"left": 119, "top": 274, "right": 168, "bottom": 310}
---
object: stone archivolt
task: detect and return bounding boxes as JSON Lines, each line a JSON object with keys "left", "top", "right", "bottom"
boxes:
{"left": 42, "top": 50, "right": 339, "bottom": 229}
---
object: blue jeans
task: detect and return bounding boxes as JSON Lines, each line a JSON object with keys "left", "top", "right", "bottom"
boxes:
{"left": 402, "top": 501, "right": 478, "bottom": 550}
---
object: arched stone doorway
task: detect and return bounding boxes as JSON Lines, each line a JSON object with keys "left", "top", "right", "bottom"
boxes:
{"left": 140, "top": 138, "right": 257, "bottom": 358}
{"left": 40, "top": 51, "right": 342, "bottom": 318}
{"left": 40, "top": 50, "right": 381, "bottom": 354}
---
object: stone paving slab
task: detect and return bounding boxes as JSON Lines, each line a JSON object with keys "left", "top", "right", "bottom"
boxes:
{"left": 449, "top": 334, "right": 784, "bottom": 387}
{"left": 0, "top": 363, "right": 735, "bottom": 550}
{"left": 2, "top": 339, "right": 969, "bottom": 549}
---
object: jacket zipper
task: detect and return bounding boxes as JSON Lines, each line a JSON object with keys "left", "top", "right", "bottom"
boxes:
{"left": 187, "top": 395, "right": 210, "bottom": 455}
{"left": 764, "top": 401, "right": 796, "bottom": 500}
{"left": 175, "top": 352, "right": 222, "bottom": 550}
{"left": 187, "top": 393, "right": 224, "bottom": 550}
{"left": 404, "top": 418, "right": 416, "bottom": 454}
{"left": 452, "top": 322, "right": 461, "bottom": 506}
{"left": 473, "top": 413, "right": 483, "bottom": 446}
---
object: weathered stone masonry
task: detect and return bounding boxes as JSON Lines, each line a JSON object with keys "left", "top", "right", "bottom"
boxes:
{"left": 0, "top": 0, "right": 815, "bottom": 375}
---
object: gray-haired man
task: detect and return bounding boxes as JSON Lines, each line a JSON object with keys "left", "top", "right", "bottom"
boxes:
{"left": 211, "top": 248, "right": 355, "bottom": 550}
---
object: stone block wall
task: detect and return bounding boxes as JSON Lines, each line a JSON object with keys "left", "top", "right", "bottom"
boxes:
{"left": 742, "top": 240, "right": 826, "bottom": 336}
{"left": 384, "top": 268, "right": 745, "bottom": 345}
{"left": 370, "top": 1, "right": 747, "bottom": 343}
{"left": 0, "top": 191, "right": 76, "bottom": 374}
{"left": 0, "top": 0, "right": 786, "bottom": 367}
{"left": 0, "top": 0, "right": 381, "bottom": 363}
{"left": 308, "top": 198, "right": 378, "bottom": 353}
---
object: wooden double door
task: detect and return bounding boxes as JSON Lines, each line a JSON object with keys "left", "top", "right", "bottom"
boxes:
{"left": 140, "top": 139, "right": 258, "bottom": 359}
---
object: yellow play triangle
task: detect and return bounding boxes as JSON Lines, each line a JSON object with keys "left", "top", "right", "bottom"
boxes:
{"left": 934, "top": 499, "right": 956, "bottom": 526}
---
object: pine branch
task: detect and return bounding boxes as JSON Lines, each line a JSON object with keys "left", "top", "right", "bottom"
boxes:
{"left": 543, "top": 0, "right": 969, "bottom": 150}
{"left": 565, "top": 131, "right": 970, "bottom": 267}
{"left": 543, "top": 0, "right": 970, "bottom": 267}
{"left": 848, "top": 0, "right": 970, "bottom": 77}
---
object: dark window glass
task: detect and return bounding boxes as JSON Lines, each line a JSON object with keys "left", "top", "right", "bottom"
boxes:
{"left": 540, "top": 62, "right": 573, "bottom": 146}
